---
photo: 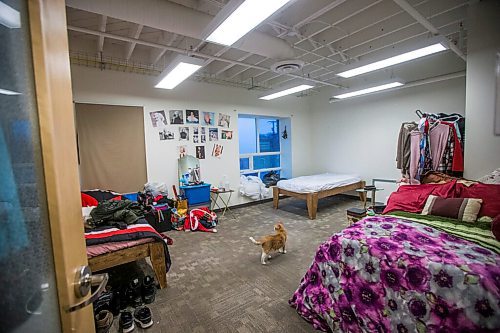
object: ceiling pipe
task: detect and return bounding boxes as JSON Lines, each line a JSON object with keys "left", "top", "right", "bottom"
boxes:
{"left": 67, "top": 25, "right": 343, "bottom": 88}
{"left": 392, "top": 0, "right": 466, "bottom": 61}
{"left": 329, "top": 70, "right": 466, "bottom": 102}
{"left": 66, "top": 0, "right": 296, "bottom": 60}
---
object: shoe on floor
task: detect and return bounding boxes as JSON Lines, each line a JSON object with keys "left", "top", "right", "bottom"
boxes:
{"left": 94, "top": 289, "right": 113, "bottom": 314}
{"left": 134, "top": 306, "right": 153, "bottom": 329}
{"left": 125, "top": 277, "right": 143, "bottom": 308}
{"left": 142, "top": 275, "right": 156, "bottom": 304}
{"left": 95, "top": 310, "right": 113, "bottom": 333}
{"left": 120, "top": 311, "right": 135, "bottom": 333}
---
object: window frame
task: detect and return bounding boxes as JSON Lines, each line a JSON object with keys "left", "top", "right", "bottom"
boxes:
{"left": 238, "top": 115, "right": 281, "bottom": 179}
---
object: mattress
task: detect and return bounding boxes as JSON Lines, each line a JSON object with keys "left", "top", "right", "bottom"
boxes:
{"left": 277, "top": 173, "right": 361, "bottom": 193}
{"left": 86, "top": 238, "right": 154, "bottom": 258}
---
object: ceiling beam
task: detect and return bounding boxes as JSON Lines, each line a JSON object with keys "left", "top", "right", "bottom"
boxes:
{"left": 215, "top": 53, "right": 252, "bottom": 76}
{"left": 293, "top": 0, "right": 346, "bottom": 30}
{"left": 125, "top": 24, "right": 143, "bottom": 61}
{"left": 392, "top": 0, "right": 466, "bottom": 61}
{"left": 97, "top": 15, "right": 107, "bottom": 53}
{"left": 67, "top": 25, "right": 344, "bottom": 88}
{"left": 151, "top": 32, "right": 178, "bottom": 65}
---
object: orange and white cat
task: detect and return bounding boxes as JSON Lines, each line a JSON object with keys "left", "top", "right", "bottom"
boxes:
{"left": 249, "top": 223, "right": 287, "bottom": 265}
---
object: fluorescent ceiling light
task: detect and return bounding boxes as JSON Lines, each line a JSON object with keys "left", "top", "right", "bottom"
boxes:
{"left": 207, "top": 0, "right": 291, "bottom": 46}
{"left": 0, "top": 1, "right": 21, "bottom": 28}
{"left": 337, "top": 43, "right": 447, "bottom": 78}
{"left": 0, "top": 88, "right": 21, "bottom": 95}
{"left": 260, "top": 84, "right": 314, "bottom": 100}
{"left": 333, "top": 82, "right": 404, "bottom": 99}
{"left": 155, "top": 56, "right": 204, "bottom": 90}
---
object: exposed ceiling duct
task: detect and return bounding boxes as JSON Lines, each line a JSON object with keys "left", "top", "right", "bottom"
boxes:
{"left": 65, "top": 0, "right": 296, "bottom": 60}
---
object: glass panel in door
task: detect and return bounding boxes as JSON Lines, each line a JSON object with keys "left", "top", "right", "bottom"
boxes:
{"left": 0, "top": 0, "right": 61, "bottom": 331}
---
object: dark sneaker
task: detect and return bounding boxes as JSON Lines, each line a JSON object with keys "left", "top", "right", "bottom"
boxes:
{"left": 110, "top": 289, "right": 125, "bottom": 316}
{"left": 95, "top": 310, "right": 113, "bottom": 333}
{"left": 94, "top": 290, "right": 113, "bottom": 314}
{"left": 125, "top": 277, "right": 143, "bottom": 307}
{"left": 142, "top": 275, "right": 156, "bottom": 304}
{"left": 119, "top": 311, "right": 135, "bottom": 333}
{"left": 134, "top": 306, "right": 153, "bottom": 329}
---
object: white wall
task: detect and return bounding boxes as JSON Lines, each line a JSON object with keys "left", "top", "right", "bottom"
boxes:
{"left": 309, "top": 77, "right": 466, "bottom": 202}
{"left": 71, "top": 66, "right": 312, "bottom": 206}
{"left": 464, "top": 0, "right": 500, "bottom": 179}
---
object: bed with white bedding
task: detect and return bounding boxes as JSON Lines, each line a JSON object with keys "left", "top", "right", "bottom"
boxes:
{"left": 273, "top": 173, "right": 365, "bottom": 219}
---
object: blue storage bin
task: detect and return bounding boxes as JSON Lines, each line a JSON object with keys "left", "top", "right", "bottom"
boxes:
{"left": 180, "top": 184, "right": 211, "bottom": 205}
{"left": 122, "top": 192, "right": 138, "bottom": 201}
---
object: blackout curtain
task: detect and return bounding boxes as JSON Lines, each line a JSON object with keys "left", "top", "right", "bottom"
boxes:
{"left": 75, "top": 103, "right": 147, "bottom": 193}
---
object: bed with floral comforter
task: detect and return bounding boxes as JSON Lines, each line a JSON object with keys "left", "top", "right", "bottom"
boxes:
{"left": 290, "top": 214, "right": 500, "bottom": 332}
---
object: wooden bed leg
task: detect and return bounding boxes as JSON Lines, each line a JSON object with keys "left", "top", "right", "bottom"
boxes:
{"left": 149, "top": 242, "right": 167, "bottom": 289}
{"left": 358, "top": 181, "right": 366, "bottom": 203}
{"left": 273, "top": 187, "right": 279, "bottom": 209}
{"left": 306, "top": 193, "right": 318, "bottom": 220}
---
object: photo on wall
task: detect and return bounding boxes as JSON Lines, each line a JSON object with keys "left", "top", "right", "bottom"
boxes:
{"left": 193, "top": 127, "right": 199, "bottom": 143}
{"left": 218, "top": 113, "right": 231, "bottom": 128}
{"left": 169, "top": 110, "right": 184, "bottom": 124}
{"left": 150, "top": 110, "right": 168, "bottom": 128}
{"left": 179, "top": 127, "right": 189, "bottom": 141}
{"left": 221, "top": 130, "right": 233, "bottom": 140}
{"left": 186, "top": 109, "right": 200, "bottom": 124}
{"left": 196, "top": 146, "right": 205, "bottom": 159}
{"left": 178, "top": 145, "right": 188, "bottom": 158}
{"left": 201, "top": 127, "right": 206, "bottom": 143}
{"left": 212, "top": 143, "right": 223, "bottom": 158}
{"left": 159, "top": 129, "right": 175, "bottom": 140}
{"left": 202, "top": 111, "right": 215, "bottom": 126}
{"left": 209, "top": 128, "right": 218, "bottom": 141}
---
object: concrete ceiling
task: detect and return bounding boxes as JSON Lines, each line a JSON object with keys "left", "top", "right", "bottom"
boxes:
{"left": 66, "top": 0, "right": 469, "bottom": 94}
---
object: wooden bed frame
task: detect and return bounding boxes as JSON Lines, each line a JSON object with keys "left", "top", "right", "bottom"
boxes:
{"left": 88, "top": 241, "right": 168, "bottom": 289}
{"left": 273, "top": 181, "right": 366, "bottom": 220}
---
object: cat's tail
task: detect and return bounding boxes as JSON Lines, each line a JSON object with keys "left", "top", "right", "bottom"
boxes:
{"left": 249, "top": 237, "right": 261, "bottom": 245}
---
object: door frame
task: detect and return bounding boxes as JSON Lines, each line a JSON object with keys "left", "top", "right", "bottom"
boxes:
{"left": 28, "top": 0, "right": 94, "bottom": 331}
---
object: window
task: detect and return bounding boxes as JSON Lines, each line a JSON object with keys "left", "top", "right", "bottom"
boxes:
{"left": 238, "top": 115, "right": 281, "bottom": 180}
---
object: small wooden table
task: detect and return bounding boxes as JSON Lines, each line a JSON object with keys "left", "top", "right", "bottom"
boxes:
{"left": 210, "top": 189, "right": 235, "bottom": 219}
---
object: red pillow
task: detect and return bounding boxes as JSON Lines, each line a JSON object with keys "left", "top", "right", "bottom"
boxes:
{"left": 492, "top": 215, "right": 500, "bottom": 241}
{"left": 383, "top": 181, "right": 456, "bottom": 214}
{"left": 81, "top": 193, "right": 98, "bottom": 207}
{"left": 456, "top": 183, "right": 500, "bottom": 218}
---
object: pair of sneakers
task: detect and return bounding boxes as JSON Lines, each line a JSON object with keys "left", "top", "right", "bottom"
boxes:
{"left": 119, "top": 306, "right": 153, "bottom": 332}
{"left": 125, "top": 275, "right": 157, "bottom": 307}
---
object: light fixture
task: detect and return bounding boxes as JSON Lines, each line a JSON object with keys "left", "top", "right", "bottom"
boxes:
{"left": 206, "top": 0, "right": 291, "bottom": 46}
{"left": 155, "top": 56, "right": 204, "bottom": 90}
{"left": 0, "top": 1, "right": 21, "bottom": 28}
{"left": 0, "top": 88, "right": 21, "bottom": 95}
{"left": 260, "top": 84, "right": 314, "bottom": 100}
{"left": 333, "top": 81, "right": 404, "bottom": 99}
{"left": 337, "top": 43, "right": 447, "bottom": 78}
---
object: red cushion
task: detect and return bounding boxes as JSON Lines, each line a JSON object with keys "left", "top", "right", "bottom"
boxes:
{"left": 456, "top": 183, "right": 500, "bottom": 218}
{"left": 81, "top": 193, "right": 98, "bottom": 207}
{"left": 492, "top": 215, "right": 500, "bottom": 241}
{"left": 383, "top": 181, "right": 456, "bottom": 214}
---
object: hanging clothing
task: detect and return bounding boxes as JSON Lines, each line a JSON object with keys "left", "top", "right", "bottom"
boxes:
{"left": 409, "top": 131, "right": 422, "bottom": 184}
{"left": 396, "top": 122, "right": 418, "bottom": 176}
{"left": 429, "top": 123, "right": 450, "bottom": 170}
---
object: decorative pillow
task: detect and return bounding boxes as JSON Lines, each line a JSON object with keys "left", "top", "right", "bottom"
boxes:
{"left": 421, "top": 195, "right": 483, "bottom": 222}
{"left": 492, "top": 215, "right": 500, "bottom": 241}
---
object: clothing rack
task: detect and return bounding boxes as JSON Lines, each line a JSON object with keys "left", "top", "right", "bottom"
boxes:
{"left": 397, "top": 111, "right": 465, "bottom": 183}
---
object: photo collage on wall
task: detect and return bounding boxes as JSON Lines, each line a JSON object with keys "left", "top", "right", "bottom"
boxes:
{"left": 150, "top": 109, "right": 232, "bottom": 159}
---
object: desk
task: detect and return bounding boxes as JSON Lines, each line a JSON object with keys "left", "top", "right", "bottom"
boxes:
{"left": 210, "top": 189, "right": 235, "bottom": 219}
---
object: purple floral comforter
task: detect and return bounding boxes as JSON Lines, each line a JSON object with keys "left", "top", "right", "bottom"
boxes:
{"left": 290, "top": 216, "right": 500, "bottom": 332}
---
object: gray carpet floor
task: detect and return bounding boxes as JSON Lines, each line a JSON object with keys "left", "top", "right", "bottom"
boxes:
{"left": 109, "top": 195, "right": 363, "bottom": 333}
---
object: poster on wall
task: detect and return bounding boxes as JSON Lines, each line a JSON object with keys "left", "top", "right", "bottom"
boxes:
{"left": 221, "top": 130, "right": 233, "bottom": 140}
{"left": 186, "top": 109, "right": 199, "bottom": 124}
{"left": 201, "top": 127, "right": 206, "bottom": 143}
{"left": 159, "top": 129, "right": 175, "bottom": 140}
{"left": 212, "top": 143, "right": 223, "bottom": 158}
{"left": 179, "top": 127, "right": 189, "bottom": 141}
{"left": 150, "top": 110, "right": 168, "bottom": 128}
{"left": 196, "top": 146, "right": 205, "bottom": 159}
{"left": 169, "top": 110, "right": 184, "bottom": 124}
{"left": 218, "top": 113, "right": 230, "bottom": 128}
{"left": 202, "top": 111, "right": 215, "bottom": 126}
{"left": 178, "top": 145, "right": 188, "bottom": 158}
{"left": 193, "top": 127, "right": 199, "bottom": 143}
{"left": 209, "top": 128, "right": 218, "bottom": 141}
